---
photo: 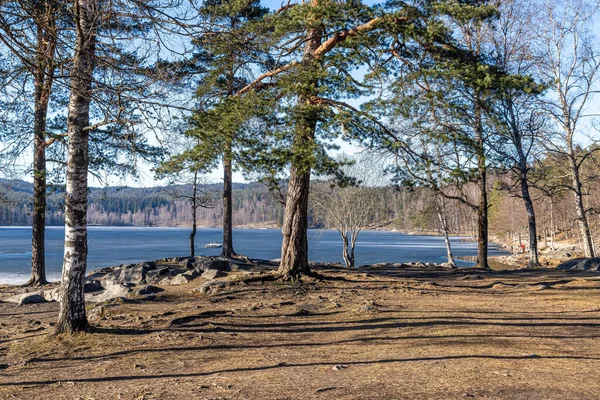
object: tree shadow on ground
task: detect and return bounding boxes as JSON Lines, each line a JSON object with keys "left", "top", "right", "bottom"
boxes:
{"left": 5, "top": 354, "right": 600, "bottom": 387}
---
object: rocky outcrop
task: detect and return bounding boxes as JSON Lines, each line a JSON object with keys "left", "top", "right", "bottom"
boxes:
{"left": 557, "top": 258, "right": 600, "bottom": 271}
{"left": 3, "top": 256, "right": 244, "bottom": 305}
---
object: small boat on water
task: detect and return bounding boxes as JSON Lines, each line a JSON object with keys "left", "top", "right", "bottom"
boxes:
{"left": 204, "top": 242, "right": 223, "bottom": 248}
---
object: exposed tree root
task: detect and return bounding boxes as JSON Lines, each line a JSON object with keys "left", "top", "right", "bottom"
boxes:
{"left": 23, "top": 278, "right": 49, "bottom": 287}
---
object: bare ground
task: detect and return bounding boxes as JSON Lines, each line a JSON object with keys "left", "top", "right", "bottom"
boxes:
{"left": 2, "top": 264, "right": 600, "bottom": 399}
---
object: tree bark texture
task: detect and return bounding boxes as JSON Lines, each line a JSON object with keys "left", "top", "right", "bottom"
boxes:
{"left": 56, "top": 0, "right": 97, "bottom": 334}
{"left": 190, "top": 170, "right": 198, "bottom": 258}
{"left": 29, "top": 3, "right": 58, "bottom": 286}
{"left": 221, "top": 143, "right": 236, "bottom": 257}
{"left": 571, "top": 162, "right": 595, "bottom": 257}
{"left": 277, "top": 23, "right": 322, "bottom": 280}
{"left": 520, "top": 173, "right": 540, "bottom": 266}
{"left": 475, "top": 126, "right": 489, "bottom": 269}
{"left": 341, "top": 235, "right": 355, "bottom": 268}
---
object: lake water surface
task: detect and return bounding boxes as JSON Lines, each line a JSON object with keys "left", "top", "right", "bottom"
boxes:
{"left": 0, "top": 226, "right": 508, "bottom": 284}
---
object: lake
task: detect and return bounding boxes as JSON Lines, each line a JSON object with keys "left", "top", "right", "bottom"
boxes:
{"left": 0, "top": 226, "right": 509, "bottom": 284}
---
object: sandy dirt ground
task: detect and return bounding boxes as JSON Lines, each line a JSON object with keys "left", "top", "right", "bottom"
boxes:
{"left": 2, "top": 264, "right": 600, "bottom": 399}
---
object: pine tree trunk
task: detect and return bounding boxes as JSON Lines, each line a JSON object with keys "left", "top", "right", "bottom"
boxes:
{"left": 277, "top": 24, "right": 322, "bottom": 280}
{"left": 278, "top": 166, "right": 311, "bottom": 279}
{"left": 475, "top": 125, "right": 489, "bottom": 269}
{"left": 221, "top": 143, "right": 235, "bottom": 258}
{"left": 28, "top": 6, "right": 58, "bottom": 287}
{"left": 190, "top": 170, "right": 197, "bottom": 258}
{"left": 55, "top": 0, "right": 97, "bottom": 334}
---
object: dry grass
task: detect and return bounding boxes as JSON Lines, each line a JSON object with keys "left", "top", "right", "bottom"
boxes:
{"left": 2, "top": 265, "right": 600, "bottom": 399}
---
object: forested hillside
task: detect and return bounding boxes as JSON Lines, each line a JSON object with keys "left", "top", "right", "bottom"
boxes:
{"left": 0, "top": 180, "right": 285, "bottom": 228}
{"left": 0, "top": 179, "right": 477, "bottom": 232}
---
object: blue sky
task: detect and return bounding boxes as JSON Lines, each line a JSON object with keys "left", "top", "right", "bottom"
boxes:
{"left": 2, "top": 0, "right": 599, "bottom": 188}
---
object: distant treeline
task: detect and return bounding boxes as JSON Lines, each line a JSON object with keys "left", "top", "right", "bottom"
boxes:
{"left": 0, "top": 179, "right": 481, "bottom": 233}
{"left": 0, "top": 180, "right": 284, "bottom": 228}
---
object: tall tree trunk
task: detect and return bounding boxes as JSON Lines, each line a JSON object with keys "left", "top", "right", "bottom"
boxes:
{"left": 55, "top": 0, "right": 97, "bottom": 334}
{"left": 508, "top": 101, "right": 540, "bottom": 267}
{"left": 475, "top": 121, "right": 489, "bottom": 269}
{"left": 277, "top": 24, "right": 322, "bottom": 280}
{"left": 190, "top": 170, "right": 198, "bottom": 258}
{"left": 519, "top": 170, "right": 540, "bottom": 266}
{"left": 221, "top": 141, "right": 235, "bottom": 258}
{"left": 572, "top": 164, "right": 594, "bottom": 257}
{"left": 278, "top": 165, "right": 311, "bottom": 279}
{"left": 28, "top": 5, "right": 58, "bottom": 287}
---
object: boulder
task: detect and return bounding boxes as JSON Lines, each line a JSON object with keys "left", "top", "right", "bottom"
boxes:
{"left": 192, "top": 257, "right": 231, "bottom": 273}
{"left": 202, "top": 269, "right": 227, "bottom": 280}
{"left": 180, "top": 258, "right": 194, "bottom": 269}
{"left": 182, "top": 269, "right": 200, "bottom": 280}
{"left": 170, "top": 274, "right": 190, "bottom": 285}
{"left": 102, "top": 262, "right": 157, "bottom": 285}
{"left": 7, "top": 292, "right": 46, "bottom": 306}
{"left": 194, "top": 280, "right": 227, "bottom": 295}
{"left": 145, "top": 267, "right": 171, "bottom": 284}
{"left": 557, "top": 258, "right": 600, "bottom": 271}
{"left": 42, "top": 287, "right": 61, "bottom": 302}
{"left": 84, "top": 280, "right": 103, "bottom": 293}
{"left": 159, "top": 277, "right": 173, "bottom": 285}
{"left": 85, "top": 281, "right": 131, "bottom": 303}
{"left": 134, "top": 285, "right": 164, "bottom": 296}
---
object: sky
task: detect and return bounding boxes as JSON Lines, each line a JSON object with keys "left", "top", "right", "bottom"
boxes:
{"left": 1, "top": 0, "right": 599, "bottom": 188}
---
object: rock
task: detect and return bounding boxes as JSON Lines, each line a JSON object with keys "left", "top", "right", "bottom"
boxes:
{"left": 331, "top": 365, "right": 347, "bottom": 371}
{"left": 102, "top": 262, "right": 157, "bottom": 285}
{"left": 182, "top": 269, "right": 200, "bottom": 280}
{"left": 194, "top": 280, "right": 227, "bottom": 295}
{"left": 145, "top": 267, "right": 171, "bottom": 284}
{"left": 134, "top": 285, "right": 164, "bottom": 296}
{"left": 192, "top": 257, "right": 231, "bottom": 273}
{"left": 170, "top": 274, "right": 190, "bottom": 285}
{"left": 557, "top": 257, "right": 600, "bottom": 271}
{"left": 88, "top": 306, "right": 108, "bottom": 321}
{"left": 202, "top": 269, "right": 227, "bottom": 280}
{"left": 440, "top": 262, "right": 457, "bottom": 269}
{"left": 42, "top": 287, "right": 61, "bottom": 302}
{"left": 10, "top": 293, "right": 47, "bottom": 306}
{"left": 85, "top": 281, "right": 131, "bottom": 303}
{"left": 180, "top": 258, "right": 194, "bottom": 269}
{"left": 159, "top": 277, "right": 173, "bottom": 285}
{"left": 84, "top": 280, "right": 103, "bottom": 293}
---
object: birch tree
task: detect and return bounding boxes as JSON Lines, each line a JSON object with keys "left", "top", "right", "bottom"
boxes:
{"left": 486, "top": 0, "right": 546, "bottom": 266}
{"left": 55, "top": 0, "right": 99, "bottom": 333}
{"left": 536, "top": 0, "right": 600, "bottom": 257}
